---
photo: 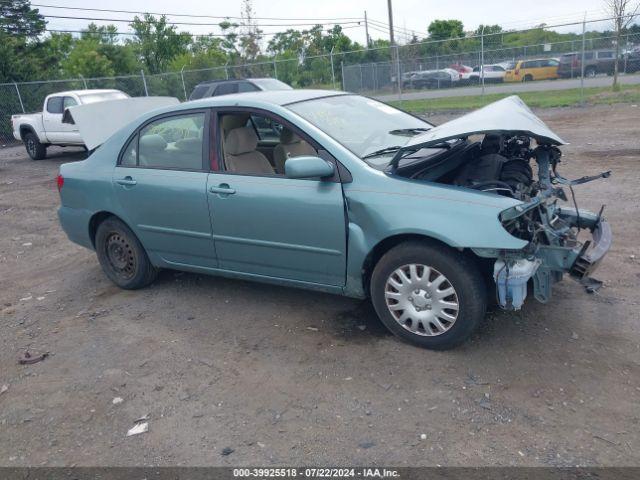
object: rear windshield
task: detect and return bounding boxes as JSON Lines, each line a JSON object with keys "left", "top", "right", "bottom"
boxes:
{"left": 190, "top": 84, "right": 211, "bottom": 100}
{"left": 250, "top": 78, "right": 292, "bottom": 90}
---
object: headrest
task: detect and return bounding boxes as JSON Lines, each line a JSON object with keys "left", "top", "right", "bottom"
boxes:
{"left": 280, "top": 128, "right": 301, "bottom": 145}
{"left": 175, "top": 137, "right": 201, "bottom": 153}
{"left": 222, "top": 114, "right": 250, "bottom": 134}
{"left": 225, "top": 127, "right": 258, "bottom": 155}
{"left": 139, "top": 134, "right": 167, "bottom": 153}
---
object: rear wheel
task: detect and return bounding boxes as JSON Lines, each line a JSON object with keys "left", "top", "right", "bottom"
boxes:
{"left": 24, "top": 132, "right": 47, "bottom": 160}
{"left": 370, "top": 241, "right": 486, "bottom": 350}
{"left": 522, "top": 74, "right": 534, "bottom": 82}
{"left": 95, "top": 217, "right": 158, "bottom": 289}
{"left": 584, "top": 67, "right": 597, "bottom": 78}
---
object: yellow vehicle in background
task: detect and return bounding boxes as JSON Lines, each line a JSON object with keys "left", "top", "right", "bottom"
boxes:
{"left": 505, "top": 58, "right": 560, "bottom": 82}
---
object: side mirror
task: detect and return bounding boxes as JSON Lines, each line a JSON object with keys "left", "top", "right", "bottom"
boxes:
{"left": 285, "top": 156, "right": 335, "bottom": 179}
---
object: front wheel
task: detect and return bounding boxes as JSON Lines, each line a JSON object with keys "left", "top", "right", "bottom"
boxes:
{"left": 24, "top": 132, "right": 47, "bottom": 160}
{"left": 370, "top": 241, "right": 486, "bottom": 350}
{"left": 95, "top": 217, "right": 158, "bottom": 289}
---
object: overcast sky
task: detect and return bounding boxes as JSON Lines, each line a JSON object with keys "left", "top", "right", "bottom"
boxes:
{"left": 40, "top": 0, "right": 618, "bottom": 44}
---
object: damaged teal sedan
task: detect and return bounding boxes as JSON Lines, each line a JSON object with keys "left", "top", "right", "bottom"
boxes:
{"left": 57, "top": 91, "right": 611, "bottom": 349}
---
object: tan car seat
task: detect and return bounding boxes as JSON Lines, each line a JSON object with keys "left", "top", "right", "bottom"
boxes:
{"left": 224, "top": 127, "right": 274, "bottom": 175}
{"left": 273, "top": 128, "right": 316, "bottom": 175}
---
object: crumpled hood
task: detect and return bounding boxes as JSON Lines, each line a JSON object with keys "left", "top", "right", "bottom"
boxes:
{"left": 404, "top": 95, "right": 567, "bottom": 148}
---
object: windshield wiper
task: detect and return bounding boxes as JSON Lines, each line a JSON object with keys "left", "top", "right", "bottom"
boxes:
{"left": 388, "top": 127, "right": 430, "bottom": 136}
{"left": 362, "top": 145, "right": 403, "bottom": 159}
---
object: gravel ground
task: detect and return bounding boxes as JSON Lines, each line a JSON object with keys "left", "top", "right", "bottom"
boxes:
{"left": 0, "top": 104, "right": 639, "bottom": 467}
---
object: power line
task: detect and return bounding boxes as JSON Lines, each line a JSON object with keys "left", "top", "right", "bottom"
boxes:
{"left": 40, "top": 14, "right": 362, "bottom": 28}
{"left": 31, "top": 3, "right": 363, "bottom": 21}
{"left": 41, "top": 24, "right": 363, "bottom": 39}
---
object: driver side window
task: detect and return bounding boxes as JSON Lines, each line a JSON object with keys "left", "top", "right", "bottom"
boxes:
{"left": 218, "top": 112, "right": 317, "bottom": 176}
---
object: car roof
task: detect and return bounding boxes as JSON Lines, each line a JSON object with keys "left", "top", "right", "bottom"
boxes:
{"left": 185, "top": 89, "right": 349, "bottom": 108}
{"left": 49, "top": 89, "right": 124, "bottom": 97}
{"left": 195, "top": 78, "right": 273, "bottom": 87}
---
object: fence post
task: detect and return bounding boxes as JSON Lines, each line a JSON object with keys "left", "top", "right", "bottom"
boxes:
{"left": 140, "top": 70, "right": 149, "bottom": 96}
{"left": 580, "top": 13, "right": 586, "bottom": 106}
{"left": 13, "top": 82, "right": 25, "bottom": 113}
{"left": 273, "top": 59, "right": 278, "bottom": 80}
{"left": 480, "top": 25, "right": 485, "bottom": 96}
{"left": 330, "top": 46, "right": 336, "bottom": 90}
{"left": 395, "top": 45, "right": 402, "bottom": 101}
{"left": 224, "top": 61, "right": 230, "bottom": 80}
{"left": 79, "top": 74, "right": 87, "bottom": 89}
{"left": 180, "top": 65, "right": 188, "bottom": 101}
{"left": 341, "top": 61, "right": 345, "bottom": 90}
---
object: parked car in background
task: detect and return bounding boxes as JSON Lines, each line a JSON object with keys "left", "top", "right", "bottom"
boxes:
{"left": 189, "top": 78, "right": 292, "bottom": 100}
{"left": 407, "top": 68, "right": 460, "bottom": 89}
{"left": 56, "top": 91, "right": 611, "bottom": 350}
{"left": 449, "top": 63, "right": 473, "bottom": 82}
{"left": 11, "top": 89, "right": 129, "bottom": 160}
{"left": 468, "top": 64, "right": 506, "bottom": 83}
{"left": 504, "top": 58, "right": 559, "bottom": 82}
{"left": 623, "top": 46, "right": 640, "bottom": 73}
{"left": 401, "top": 71, "right": 420, "bottom": 88}
{"left": 558, "top": 49, "right": 625, "bottom": 78}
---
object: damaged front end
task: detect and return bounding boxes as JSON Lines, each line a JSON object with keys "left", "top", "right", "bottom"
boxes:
{"left": 389, "top": 96, "right": 612, "bottom": 310}
{"left": 487, "top": 145, "right": 611, "bottom": 309}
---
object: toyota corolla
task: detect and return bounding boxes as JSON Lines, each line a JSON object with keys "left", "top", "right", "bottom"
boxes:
{"left": 57, "top": 91, "right": 611, "bottom": 349}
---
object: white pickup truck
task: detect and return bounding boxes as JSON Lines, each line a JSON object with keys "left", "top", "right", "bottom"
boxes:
{"left": 11, "top": 89, "right": 129, "bottom": 160}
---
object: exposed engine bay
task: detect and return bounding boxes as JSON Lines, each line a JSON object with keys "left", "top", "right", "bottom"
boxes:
{"left": 391, "top": 130, "right": 612, "bottom": 310}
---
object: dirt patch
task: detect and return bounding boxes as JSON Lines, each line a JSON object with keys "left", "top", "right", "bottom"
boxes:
{"left": 1, "top": 104, "right": 639, "bottom": 467}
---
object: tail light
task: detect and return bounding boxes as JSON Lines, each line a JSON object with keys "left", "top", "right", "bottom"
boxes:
{"left": 56, "top": 174, "right": 64, "bottom": 192}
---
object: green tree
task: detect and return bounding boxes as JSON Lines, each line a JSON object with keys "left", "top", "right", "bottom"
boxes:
{"left": 0, "top": 0, "right": 45, "bottom": 37}
{"left": 427, "top": 20, "right": 464, "bottom": 41}
{"left": 129, "top": 14, "right": 192, "bottom": 74}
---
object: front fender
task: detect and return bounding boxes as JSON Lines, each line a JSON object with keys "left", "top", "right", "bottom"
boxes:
{"left": 342, "top": 180, "right": 527, "bottom": 297}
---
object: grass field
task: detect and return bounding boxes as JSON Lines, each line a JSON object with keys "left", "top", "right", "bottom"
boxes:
{"left": 389, "top": 84, "right": 640, "bottom": 113}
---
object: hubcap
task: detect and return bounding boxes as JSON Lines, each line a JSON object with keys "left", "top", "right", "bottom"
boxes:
{"left": 105, "top": 233, "right": 136, "bottom": 279}
{"left": 27, "top": 139, "right": 35, "bottom": 156}
{"left": 384, "top": 264, "right": 459, "bottom": 336}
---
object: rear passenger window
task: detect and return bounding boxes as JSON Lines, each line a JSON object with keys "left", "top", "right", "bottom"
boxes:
{"left": 238, "top": 82, "right": 260, "bottom": 93}
{"left": 131, "top": 113, "right": 205, "bottom": 170}
{"left": 190, "top": 85, "right": 210, "bottom": 100}
{"left": 46, "top": 97, "right": 64, "bottom": 114}
{"left": 214, "top": 83, "right": 238, "bottom": 96}
{"left": 120, "top": 136, "right": 137, "bottom": 166}
{"left": 597, "top": 51, "right": 613, "bottom": 59}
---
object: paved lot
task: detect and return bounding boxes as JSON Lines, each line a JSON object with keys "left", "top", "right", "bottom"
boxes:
{"left": 0, "top": 104, "right": 639, "bottom": 467}
{"left": 375, "top": 73, "right": 640, "bottom": 102}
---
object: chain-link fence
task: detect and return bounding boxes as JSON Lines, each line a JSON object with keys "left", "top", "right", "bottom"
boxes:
{"left": 2, "top": 14, "right": 639, "bottom": 146}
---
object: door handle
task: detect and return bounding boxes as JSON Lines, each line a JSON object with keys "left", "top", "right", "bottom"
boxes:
{"left": 116, "top": 176, "right": 137, "bottom": 186}
{"left": 209, "top": 184, "right": 235, "bottom": 195}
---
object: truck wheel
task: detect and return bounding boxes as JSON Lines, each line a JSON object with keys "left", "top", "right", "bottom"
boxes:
{"left": 522, "top": 74, "right": 534, "bottom": 82}
{"left": 370, "top": 241, "right": 486, "bottom": 350}
{"left": 585, "top": 67, "right": 597, "bottom": 78}
{"left": 24, "top": 132, "right": 47, "bottom": 160}
{"left": 95, "top": 217, "right": 158, "bottom": 290}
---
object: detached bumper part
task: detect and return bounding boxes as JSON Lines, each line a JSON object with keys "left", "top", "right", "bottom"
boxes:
{"left": 493, "top": 258, "right": 541, "bottom": 310}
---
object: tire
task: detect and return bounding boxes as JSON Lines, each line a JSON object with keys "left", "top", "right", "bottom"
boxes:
{"left": 585, "top": 67, "right": 597, "bottom": 78}
{"left": 522, "top": 74, "right": 534, "bottom": 82}
{"left": 24, "top": 132, "right": 47, "bottom": 160}
{"left": 95, "top": 217, "right": 158, "bottom": 289}
{"left": 370, "top": 241, "right": 486, "bottom": 350}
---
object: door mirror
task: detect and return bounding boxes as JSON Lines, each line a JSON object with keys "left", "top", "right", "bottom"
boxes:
{"left": 285, "top": 156, "right": 335, "bottom": 179}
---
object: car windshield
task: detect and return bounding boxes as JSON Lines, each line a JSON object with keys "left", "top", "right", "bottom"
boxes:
{"left": 250, "top": 78, "right": 293, "bottom": 90}
{"left": 287, "top": 94, "right": 432, "bottom": 167}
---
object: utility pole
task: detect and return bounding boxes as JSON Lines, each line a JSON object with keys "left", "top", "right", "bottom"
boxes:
{"left": 387, "top": 0, "right": 401, "bottom": 99}
{"left": 364, "top": 10, "right": 370, "bottom": 48}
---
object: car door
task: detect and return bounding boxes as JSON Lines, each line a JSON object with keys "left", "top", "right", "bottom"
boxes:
{"left": 112, "top": 109, "right": 218, "bottom": 269}
{"left": 42, "top": 96, "right": 65, "bottom": 142}
{"left": 42, "top": 95, "right": 81, "bottom": 143}
{"left": 206, "top": 109, "right": 347, "bottom": 286}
